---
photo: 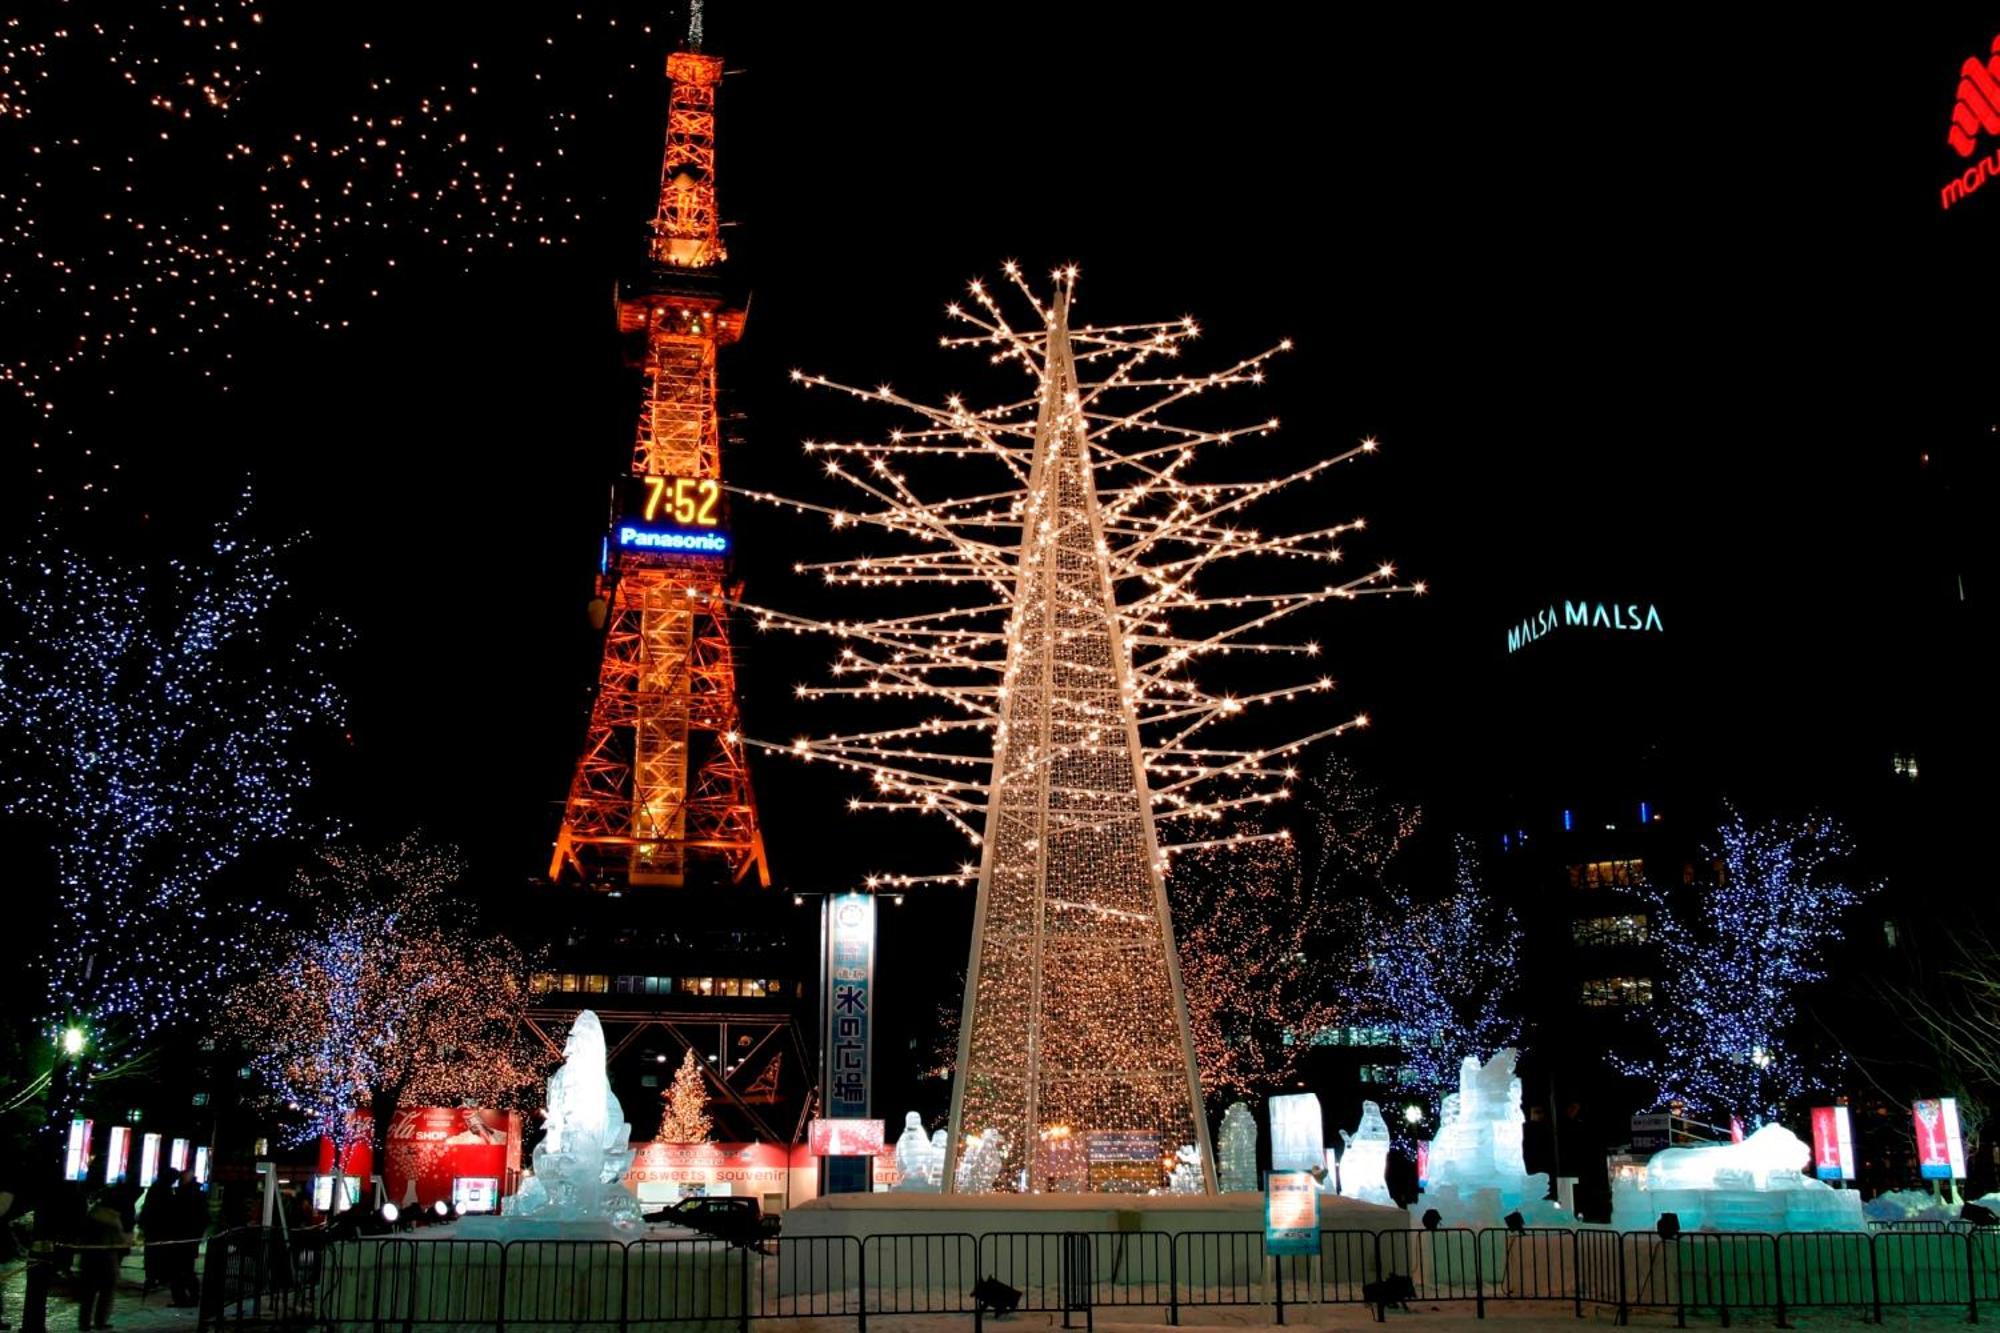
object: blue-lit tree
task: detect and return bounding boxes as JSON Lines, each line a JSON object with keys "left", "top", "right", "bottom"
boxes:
{"left": 1346, "top": 836, "right": 1523, "bottom": 1134}
{"left": 0, "top": 496, "right": 344, "bottom": 1087}
{"left": 1618, "top": 806, "right": 1874, "bottom": 1124}
{"left": 227, "top": 835, "right": 535, "bottom": 1167}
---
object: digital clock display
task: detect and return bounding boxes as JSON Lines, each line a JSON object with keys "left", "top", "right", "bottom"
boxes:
{"left": 611, "top": 474, "right": 730, "bottom": 559}
{"left": 636, "top": 475, "right": 723, "bottom": 527}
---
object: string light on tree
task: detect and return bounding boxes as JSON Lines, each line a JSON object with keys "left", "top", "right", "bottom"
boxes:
{"left": 659, "top": 1047, "right": 715, "bottom": 1144}
{"left": 1615, "top": 805, "right": 1874, "bottom": 1124}
{"left": 736, "top": 266, "right": 1421, "bottom": 1192}
{"left": 0, "top": 493, "right": 343, "bottom": 1087}
{"left": 225, "top": 835, "right": 536, "bottom": 1168}
{"left": 1173, "top": 831, "right": 1345, "bottom": 1101}
{"left": 1346, "top": 835, "right": 1523, "bottom": 1137}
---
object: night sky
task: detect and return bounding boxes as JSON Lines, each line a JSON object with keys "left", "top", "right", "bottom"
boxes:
{"left": 2, "top": 6, "right": 1990, "bottom": 908}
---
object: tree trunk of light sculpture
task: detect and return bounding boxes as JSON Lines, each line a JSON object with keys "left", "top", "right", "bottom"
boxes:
{"left": 945, "top": 290, "right": 1213, "bottom": 1194}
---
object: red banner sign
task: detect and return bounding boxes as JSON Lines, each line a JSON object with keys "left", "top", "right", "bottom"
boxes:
{"left": 375, "top": 1107, "right": 519, "bottom": 1209}
{"left": 1811, "top": 1106, "right": 1854, "bottom": 1182}
{"left": 1914, "top": 1098, "right": 1967, "bottom": 1180}
{"left": 626, "top": 1141, "right": 790, "bottom": 1192}
{"left": 808, "top": 1118, "right": 885, "bottom": 1158}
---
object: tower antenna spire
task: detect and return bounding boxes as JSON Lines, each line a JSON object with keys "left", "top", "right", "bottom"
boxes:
{"left": 686, "top": 0, "right": 704, "bottom": 53}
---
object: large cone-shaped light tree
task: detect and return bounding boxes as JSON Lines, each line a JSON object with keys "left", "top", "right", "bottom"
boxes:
{"left": 736, "top": 265, "right": 1418, "bottom": 1192}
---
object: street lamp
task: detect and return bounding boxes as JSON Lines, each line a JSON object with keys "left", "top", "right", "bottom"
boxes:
{"left": 60, "top": 1026, "right": 86, "bottom": 1057}
{"left": 1403, "top": 1104, "right": 1424, "bottom": 1125}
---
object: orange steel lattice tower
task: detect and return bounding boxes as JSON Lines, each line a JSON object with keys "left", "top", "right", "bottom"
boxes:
{"left": 549, "top": 44, "right": 769, "bottom": 890}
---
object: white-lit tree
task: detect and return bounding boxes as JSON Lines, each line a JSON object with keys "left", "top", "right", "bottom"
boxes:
{"left": 735, "top": 266, "right": 1419, "bottom": 1191}
{"left": 1618, "top": 805, "right": 1874, "bottom": 1124}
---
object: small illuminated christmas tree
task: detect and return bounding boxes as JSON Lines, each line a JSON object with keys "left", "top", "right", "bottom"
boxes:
{"left": 659, "top": 1047, "right": 714, "bottom": 1143}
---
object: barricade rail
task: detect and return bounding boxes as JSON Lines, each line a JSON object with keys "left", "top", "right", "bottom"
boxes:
{"left": 188, "top": 1218, "right": 2000, "bottom": 1331}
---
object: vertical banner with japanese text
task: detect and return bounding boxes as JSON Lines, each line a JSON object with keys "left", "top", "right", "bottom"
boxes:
{"left": 822, "top": 892, "right": 875, "bottom": 1191}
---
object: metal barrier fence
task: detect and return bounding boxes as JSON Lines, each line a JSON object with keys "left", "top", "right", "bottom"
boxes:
{"left": 193, "top": 1219, "right": 2000, "bottom": 1331}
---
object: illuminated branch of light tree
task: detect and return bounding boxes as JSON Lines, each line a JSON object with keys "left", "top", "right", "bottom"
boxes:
{"left": 1347, "top": 835, "right": 1522, "bottom": 1132}
{"left": 0, "top": 495, "right": 343, "bottom": 1072}
{"left": 735, "top": 264, "right": 1422, "bottom": 880}
{"left": 1617, "top": 805, "right": 1874, "bottom": 1124}
{"left": 226, "top": 835, "right": 536, "bottom": 1164}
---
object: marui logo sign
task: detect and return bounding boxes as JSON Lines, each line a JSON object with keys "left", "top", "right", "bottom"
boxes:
{"left": 1943, "top": 32, "right": 2000, "bottom": 210}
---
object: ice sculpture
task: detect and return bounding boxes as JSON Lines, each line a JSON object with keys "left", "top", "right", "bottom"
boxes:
{"left": 1338, "top": 1101, "right": 1394, "bottom": 1205}
{"left": 1423, "top": 1049, "right": 1559, "bottom": 1226}
{"left": 1167, "top": 1144, "right": 1203, "bottom": 1194}
{"left": 502, "top": 1010, "right": 642, "bottom": 1228}
{"left": 1268, "top": 1092, "right": 1326, "bottom": 1172}
{"left": 1218, "top": 1103, "right": 1258, "bottom": 1193}
{"left": 1612, "top": 1123, "right": 1864, "bottom": 1232}
{"left": 892, "top": 1112, "right": 944, "bottom": 1192}
{"left": 1864, "top": 1189, "right": 1960, "bottom": 1224}
{"left": 954, "top": 1128, "right": 1008, "bottom": 1192}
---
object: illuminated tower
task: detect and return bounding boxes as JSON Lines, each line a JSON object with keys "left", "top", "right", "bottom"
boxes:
{"left": 550, "top": 38, "right": 768, "bottom": 890}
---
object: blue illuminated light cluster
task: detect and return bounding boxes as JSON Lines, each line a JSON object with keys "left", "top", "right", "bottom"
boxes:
{"left": 617, "top": 525, "right": 728, "bottom": 555}
{"left": 1346, "top": 836, "right": 1523, "bottom": 1137}
{"left": 1613, "top": 805, "right": 1873, "bottom": 1123}
{"left": 0, "top": 493, "right": 345, "bottom": 1083}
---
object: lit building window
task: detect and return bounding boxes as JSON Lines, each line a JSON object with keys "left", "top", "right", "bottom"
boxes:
{"left": 529, "top": 973, "right": 556, "bottom": 994}
{"left": 584, "top": 974, "right": 610, "bottom": 994}
{"left": 1566, "top": 859, "right": 1645, "bottom": 890}
{"left": 1579, "top": 976, "right": 1655, "bottom": 1007}
{"left": 1572, "top": 914, "right": 1651, "bottom": 947}
{"left": 1892, "top": 753, "right": 1919, "bottom": 781}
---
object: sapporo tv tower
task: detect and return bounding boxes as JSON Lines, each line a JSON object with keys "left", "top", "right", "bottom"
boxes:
{"left": 550, "top": 13, "right": 768, "bottom": 891}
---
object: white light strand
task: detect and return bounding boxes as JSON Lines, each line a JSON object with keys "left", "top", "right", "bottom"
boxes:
{"left": 736, "top": 267, "right": 1423, "bottom": 874}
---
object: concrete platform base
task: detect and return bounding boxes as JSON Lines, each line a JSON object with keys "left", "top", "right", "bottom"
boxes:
{"left": 782, "top": 1189, "right": 1407, "bottom": 1241}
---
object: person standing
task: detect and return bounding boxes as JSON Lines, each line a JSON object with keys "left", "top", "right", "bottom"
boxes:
{"left": 137, "top": 1167, "right": 182, "bottom": 1301}
{"left": 75, "top": 1190, "right": 130, "bottom": 1332}
{"left": 169, "top": 1174, "right": 207, "bottom": 1306}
